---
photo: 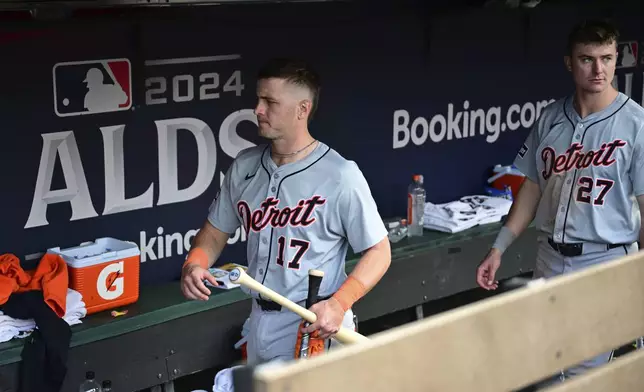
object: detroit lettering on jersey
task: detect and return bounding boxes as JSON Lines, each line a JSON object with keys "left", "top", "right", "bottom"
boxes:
{"left": 208, "top": 141, "right": 388, "bottom": 304}
{"left": 541, "top": 140, "right": 627, "bottom": 180}
{"left": 513, "top": 92, "right": 644, "bottom": 245}
{"left": 237, "top": 196, "right": 326, "bottom": 232}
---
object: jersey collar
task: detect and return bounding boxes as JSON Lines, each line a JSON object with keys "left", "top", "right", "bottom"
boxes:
{"left": 262, "top": 141, "right": 329, "bottom": 174}
{"left": 564, "top": 91, "right": 628, "bottom": 124}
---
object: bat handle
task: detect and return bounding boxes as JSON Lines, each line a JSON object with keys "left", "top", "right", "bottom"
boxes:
{"left": 299, "top": 269, "right": 324, "bottom": 359}
{"left": 305, "top": 269, "right": 324, "bottom": 309}
{"left": 228, "top": 267, "right": 370, "bottom": 345}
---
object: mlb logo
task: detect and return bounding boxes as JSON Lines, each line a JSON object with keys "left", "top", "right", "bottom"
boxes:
{"left": 52, "top": 58, "right": 132, "bottom": 117}
{"left": 616, "top": 41, "right": 638, "bottom": 69}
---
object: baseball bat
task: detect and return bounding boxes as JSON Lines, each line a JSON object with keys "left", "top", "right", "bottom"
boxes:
{"left": 298, "top": 269, "right": 324, "bottom": 358}
{"left": 228, "top": 267, "right": 369, "bottom": 344}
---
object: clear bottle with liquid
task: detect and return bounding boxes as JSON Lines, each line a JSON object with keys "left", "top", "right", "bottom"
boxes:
{"left": 79, "top": 371, "right": 102, "bottom": 392}
{"left": 407, "top": 175, "right": 426, "bottom": 237}
{"left": 101, "top": 380, "right": 112, "bottom": 392}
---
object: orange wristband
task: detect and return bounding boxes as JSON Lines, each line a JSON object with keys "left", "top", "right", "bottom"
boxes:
{"left": 332, "top": 276, "right": 366, "bottom": 312}
{"left": 183, "top": 247, "right": 209, "bottom": 270}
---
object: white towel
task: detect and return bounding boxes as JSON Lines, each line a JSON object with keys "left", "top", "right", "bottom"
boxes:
{"left": 63, "top": 288, "right": 87, "bottom": 326}
{"left": 0, "top": 288, "right": 87, "bottom": 343}
{"left": 212, "top": 361, "right": 288, "bottom": 392}
{"left": 423, "top": 195, "right": 512, "bottom": 234}
{"left": 213, "top": 365, "right": 244, "bottom": 392}
{"left": 0, "top": 327, "right": 23, "bottom": 343}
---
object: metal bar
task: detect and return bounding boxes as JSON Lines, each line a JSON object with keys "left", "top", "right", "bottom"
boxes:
{"left": 415, "top": 304, "right": 424, "bottom": 320}
{"left": 0, "top": 0, "right": 349, "bottom": 11}
{"left": 162, "top": 381, "right": 175, "bottom": 392}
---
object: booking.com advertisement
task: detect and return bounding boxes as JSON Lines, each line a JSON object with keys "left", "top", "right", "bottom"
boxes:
{"left": 0, "top": 3, "right": 642, "bottom": 284}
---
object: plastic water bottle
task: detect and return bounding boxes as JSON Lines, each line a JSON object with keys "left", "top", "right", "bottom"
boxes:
{"left": 101, "top": 380, "right": 112, "bottom": 392}
{"left": 79, "top": 371, "right": 102, "bottom": 392}
{"left": 407, "top": 174, "right": 426, "bottom": 237}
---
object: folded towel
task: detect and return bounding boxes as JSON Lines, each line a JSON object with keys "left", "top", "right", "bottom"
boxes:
{"left": 423, "top": 195, "right": 512, "bottom": 233}
{"left": 0, "top": 288, "right": 87, "bottom": 343}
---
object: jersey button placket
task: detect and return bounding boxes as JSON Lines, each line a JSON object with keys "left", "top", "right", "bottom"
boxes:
{"left": 555, "top": 125, "right": 580, "bottom": 243}
{"left": 576, "top": 123, "right": 583, "bottom": 140}
{"left": 270, "top": 172, "right": 279, "bottom": 196}
{"left": 260, "top": 236, "right": 268, "bottom": 276}
{"left": 258, "top": 234, "right": 268, "bottom": 279}
{"left": 262, "top": 173, "right": 278, "bottom": 278}
{"left": 555, "top": 173, "right": 573, "bottom": 242}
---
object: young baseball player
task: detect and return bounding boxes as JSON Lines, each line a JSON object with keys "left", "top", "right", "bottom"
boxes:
{"left": 179, "top": 57, "right": 391, "bottom": 364}
{"left": 476, "top": 19, "right": 644, "bottom": 387}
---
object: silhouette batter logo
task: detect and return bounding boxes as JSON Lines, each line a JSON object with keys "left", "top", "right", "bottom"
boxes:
{"left": 52, "top": 58, "right": 132, "bottom": 117}
{"left": 616, "top": 41, "right": 638, "bottom": 69}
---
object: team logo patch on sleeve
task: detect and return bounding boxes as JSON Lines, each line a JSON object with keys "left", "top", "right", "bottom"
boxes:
{"left": 518, "top": 143, "right": 528, "bottom": 158}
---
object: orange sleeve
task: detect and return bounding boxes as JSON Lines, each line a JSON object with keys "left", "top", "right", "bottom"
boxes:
{"left": 0, "top": 254, "right": 30, "bottom": 306}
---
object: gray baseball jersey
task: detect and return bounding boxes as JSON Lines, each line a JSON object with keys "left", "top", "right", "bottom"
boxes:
{"left": 208, "top": 141, "right": 388, "bottom": 303}
{"left": 514, "top": 91, "right": 644, "bottom": 245}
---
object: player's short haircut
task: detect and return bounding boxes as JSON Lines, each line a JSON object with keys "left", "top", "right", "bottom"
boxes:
{"left": 567, "top": 19, "right": 620, "bottom": 54}
{"left": 257, "top": 57, "right": 321, "bottom": 121}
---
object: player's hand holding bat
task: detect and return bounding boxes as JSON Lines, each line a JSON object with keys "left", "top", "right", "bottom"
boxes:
{"left": 228, "top": 267, "right": 368, "bottom": 344}
{"left": 302, "top": 297, "right": 346, "bottom": 339}
{"left": 181, "top": 248, "right": 219, "bottom": 301}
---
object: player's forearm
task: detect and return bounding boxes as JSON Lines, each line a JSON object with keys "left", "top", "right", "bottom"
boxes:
{"left": 504, "top": 178, "right": 541, "bottom": 236}
{"left": 492, "top": 178, "right": 541, "bottom": 254}
{"left": 332, "top": 237, "right": 391, "bottom": 311}
{"left": 185, "top": 221, "right": 230, "bottom": 269}
{"left": 349, "top": 237, "right": 391, "bottom": 291}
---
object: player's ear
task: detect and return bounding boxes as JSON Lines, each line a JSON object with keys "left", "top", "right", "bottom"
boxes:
{"left": 297, "top": 99, "right": 312, "bottom": 120}
{"left": 564, "top": 56, "right": 572, "bottom": 72}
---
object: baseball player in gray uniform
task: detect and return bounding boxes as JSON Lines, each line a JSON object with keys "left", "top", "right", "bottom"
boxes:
{"left": 476, "top": 19, "right": 644, "bottom": 388}
{"left": 180, "top": 57, "right": 391, "bottom": 364}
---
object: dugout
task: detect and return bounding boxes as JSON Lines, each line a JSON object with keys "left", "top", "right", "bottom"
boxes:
{"left": 0, "top": 0, "right": 642, "bottom": 391}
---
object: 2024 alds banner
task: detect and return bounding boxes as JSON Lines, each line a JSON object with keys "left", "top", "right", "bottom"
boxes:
{"left": 1, "top": 4, "right": 642, "bottom": 284}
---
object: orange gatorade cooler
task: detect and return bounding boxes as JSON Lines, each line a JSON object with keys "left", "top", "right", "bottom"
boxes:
{"left": 48, "top": 238, "right": 140, "bottom": 315}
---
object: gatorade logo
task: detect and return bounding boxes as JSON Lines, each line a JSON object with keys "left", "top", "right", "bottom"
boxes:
{"left": 97, "top": 261, "right": 124, "bottom": 300}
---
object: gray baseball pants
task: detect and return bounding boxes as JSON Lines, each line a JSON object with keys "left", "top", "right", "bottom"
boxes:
{"left": 532, "top": 233, "right": 639, "bottom": 389}
{"left": 244, "top": 300, "right": 355, "bottom": 365}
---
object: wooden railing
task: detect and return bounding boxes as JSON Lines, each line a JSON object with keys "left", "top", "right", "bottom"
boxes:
{"left": 235, "top": 249, "right": 644, "bottom": 392}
